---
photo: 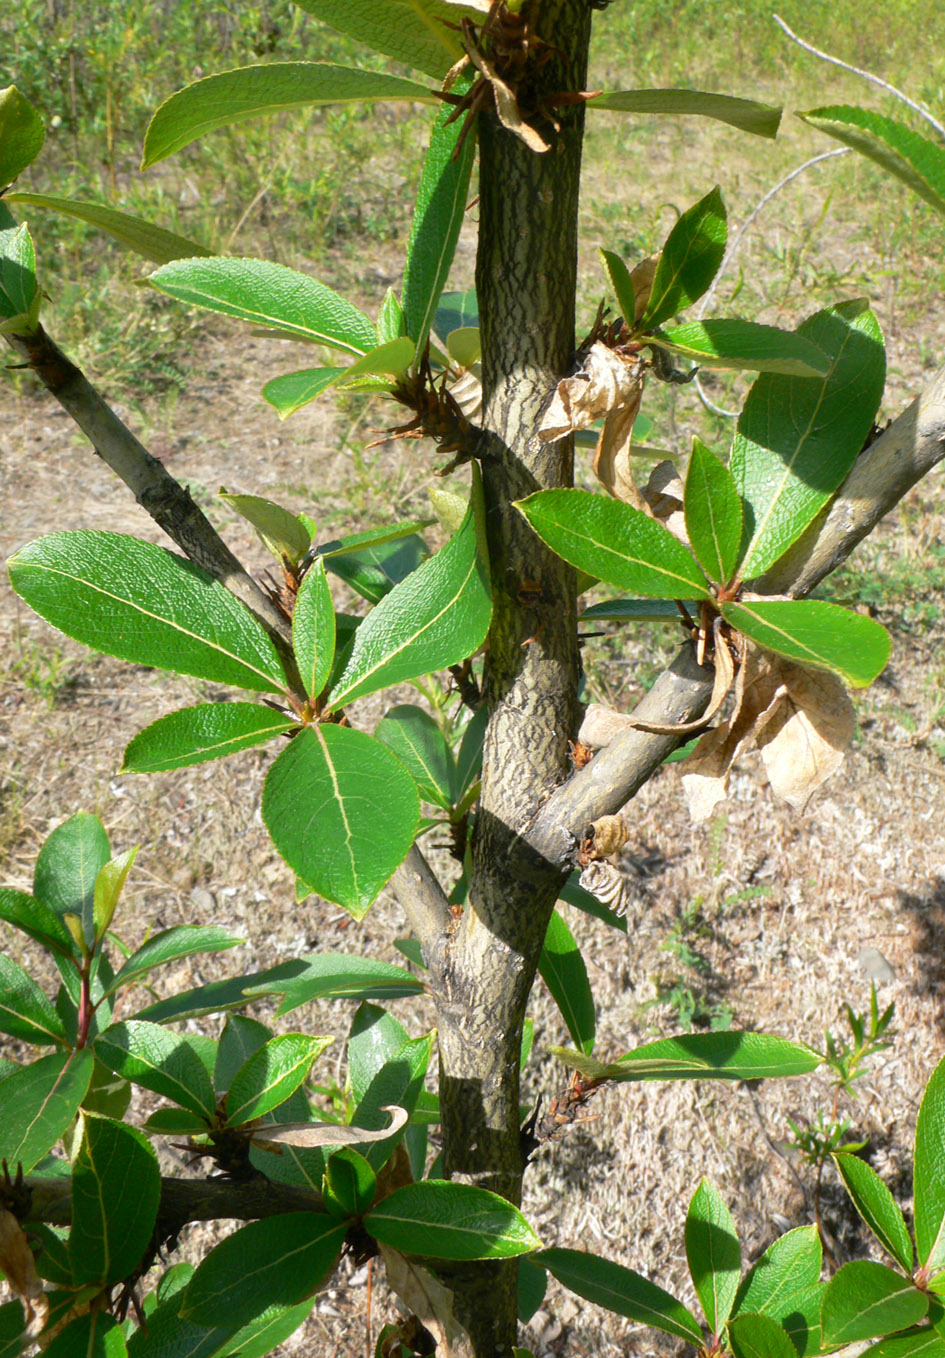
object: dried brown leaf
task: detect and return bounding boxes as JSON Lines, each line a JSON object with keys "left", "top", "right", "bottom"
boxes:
{"left": 447, "top": 365, "right": 482, "bottom": 424}
{"left": 464, "top": 41, "right": 549, "bottom": 152}
{"left": 0, "top": 1206, "right": 48, "bottom": 1335}
{"left": 629, "top": 255, "right": 659, "bottom": 325}
{"left": 251, "top": 1105, "right": 407, "bottom": 1151}
{"left": 757, "top": 665, "right": 855, "bottom": 810}
{"left": 642, "top": 459, "right": 688, "bottom": 545}
{"left": 630, "top": 629, "right": 735, "bottom": 734}
{"left": 379, "top": 1243, "right": 468, "bottom": 1356}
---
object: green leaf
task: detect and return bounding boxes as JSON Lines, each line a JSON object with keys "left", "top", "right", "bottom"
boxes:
{"left": 94, "top": 1021, "right": 217, "bottom": 1119}
{"left": 862, "top": 1332, "right": 945, "bottom": 1357}
{"left": 71, "top": 1116, "right": 161, "bottom": 1287}
{"left": 518, "top": 1257, "right": 548, "bottom": 1326}
{"left": 107, "top": 924, "right": 244, "bottom": 996}
{"left": 553, "top": 1031, "right": 822, "bottom": 1082}
{"left": 732, "top": 1225, "right": 822, "bottom": 1322}
{"left": 242, "top": 953, "right": 424, "bottom": 1017}
{"left": 262, "top": 725, "right": 420, "bottom": 917}
{"left": 323, "top": 1147, "right": 377, "bottom": 1219}
{"left": 293, "top": 560, "right": 335, "bottom": 701}
{"left": 213, "top": 1299, "right": 316, "bottom": 1358}
{"left": 516, "top": 489, "right": 710, "bottom": 599}
{"left": 0, "top": 954, "right": 65, "bottom": 1045}
{"left": 375, "top": 705, "right": 455, "bottom": 809}
{"left": 377, "top": 287, "right": 406, "bottom": 344}
{"left": 327, "top": 467, "right": 491, "bottom": 709}
{"left": 180, "top": 1213, "right": 346, "bottom": 1328}
{"left": 4, "top": 192, "right": 209, "bottom": 265}
{"left": 324, "top": 533, "right": 427, "bottom": 605}
{"left": 730, "top": 300, "right": 885, "bottom": 578}
{"left": 654, "top": 320, "right": 830, "bottom": 376}
{"left": 224, "top": 1034, "right": 333, "bottom": 1126}
{"left": 365, "top": 1182, "right": 540, "bottom": 1259}
{"left": 727, "top": 1314, "right": 798, "bottom": 1358}
{"left": 44, "top": 1313, "right": 127, "bottom": 1358}
{"left": 0, "top": 1049, "right": 94, "bottom": 1172}
{"left": 122, "top": 703, "right": 295, "bottom": 774}
{"left": 639, "top": 187, "right": 726, "bottom": 331}
{"left": 579, "top": 597, "right": 694, "bottom": 623}
{"left": 535, "top": 1247, "right": 703, "bottom": 1341}
{"left": 0, "top": 887, "right": 77, "bottom": 963}
{"left": 316, "top": 521, "right": 434, "bottom": 561}
{"left": 835, "top": 1153, "right": 913, "bottom": 1272}
{"left": 799, "top": 106, "right": 945, "bottom": 217}
{"left": 9, "top": 531, "right": 289, "bottom": 694}
{"left": 0, "top": 219, "right": 39, "bottom": 332}
{"left": 592, "top": 88, "right": 781, "bottom": 139}
{"left": 434, "top": 289, "right": 478, "bottom": 339}
{"left": 539, "top": 910, "right": 595, "bottom": 1055}
{"left": 599, "top": 247, "right": 643, "bottom": 328}
{"left": 125, "top": 1297, "right": 231, "bottom": 1358}
{"left": 0, "top": 86, "right": 44, "bottom": 188}
{"left": 402, "top": 78, "right": 475, "bottom": 353}
{"left": 34, "top": 812, "right": 111, "bottom": 951}
{"left": 149, "top": 257, "right": 376, "bottom": 357}
{"left": 142, "top": 1108, "right": 210, "bottom": 1137}
{"left": 289, "top": 0, "right": 475, "bottom": 78}
{"left": 142, "top": 63, "right": 437, "bottom": 166}
{"left": 262, "top": 367, "right": 346, "bottom": 419}
{"left": 454, "top": 704, "right": 487, "bottom": 800}
{"left": 213, "top": 1016, "right": 271, "bottom": 1096}
{"left": 93, "top": 847, "right": 138, "bottom": 943}
{"left": 350, "top": 1032, "right": 433, "bottom": 1170}
{"left": 822, "top": 1261, "right": 928, "bottom": 1344}
{"left": 721, "top": 599, "right": 891, "bottom": 688}
{"left": 686, "top": 1179, "right": 740, "bottom": 1332}
{"left": 348, "top": 1003, "right": 409, "bottom": 1105}
{"left": 684, "top": 438, "right": 743, "bottom": 585}
{"left": 219, "top": 493, "right": 312, "bottom": 565}
{"left": 915, "top": 1053, "right": 945, "bottom": 1271}
{"left": 0, "top": 1301, "right": 25, "bottom": 1358}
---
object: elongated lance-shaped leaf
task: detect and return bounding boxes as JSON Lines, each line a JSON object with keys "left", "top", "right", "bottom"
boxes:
{"left": 290, "top": 0, "right": 477, "bottom": 78}
{"left": 71, "top": 1117, "right": 161, "bottom": 1287}
{"left": 0, "top": 218, "right": 40, "bottom": 332}
{"left": 348, "top": 1003, "right": 409, "bottom": 1105}
{"left": 821, "top": 1261, "right": 928, "bottom": 1344}
{"left": 0, "top": 887, "right": 78, "bottom": 962}
{"left": 517, "top": 489, "right": 711, "bottom": 599}
{"left": 732, "top": 1225, "right": 822, "bottom": 1322}
{"left": 834, "top": 1153, "right": 913, "bottom": 1272}
{"left": 243, "top": 953, "right": 425, "bottom": 1016}
{"left": 800, "top": 106, "right": 945, "bottom": 217}
{"left": 365, "top": 1182, "right": 540, "bottom": 1260}
{"left": 653, "top": 320, "right": 830, "bottom": 376}
{"left": 34, "top": 811, "right": 111, "bottom": 950}
{"left": 251, "top": 1106, "right": 409, "bottom": 1152}
{"left": 149, "top": 257, "right": 376, "bottom": 356}
{"left": 727, "top": 1314, "right": 798, "bottom": 1358}
{"left": 0, "top": 1049, "right": 94, "bottom": 1172}
{"left": 325, "top": 533, "right": 428, "bottom": 605}
{"left": 106, "top": 924, "right": 244, "bottom": 996}
{"left": 94, "top": 1020, "right": 217, "bottom": 1120}
{"left": 539, "top": 910, "right": 595, "bottom": 1055}
{"left": 535, "top": 1248, "right": 703, "bottom": 1342}
{"left": 93, "top": 847, "right": 138, "bottom": 943}
{"left": 323, "top": 1147, "right": 377, "bottom": 1219}
{"left": 9, "top": 531, "right": 289, "bottom": 694}
{"left": 44, "top": 1313, "right": 127, "bottom": 1358}
{"left": 293, "top": 560, "right": 335, "bottom": 701}
{"left": 730, "top": 299, "right": 885, "bottom": 579}
{"left": 375, "top": 705, "right": 455, "bottom": 809}
{"left": 686, "top": 1179, "right": 740, "bottom": 1333}
{"left": 598, "top": 247, "right": 642, "bottom": 329}
{"left": 350, "top": 1032, "right": 434, "bottom": 1170}
{"left": 0, "top": 1301, "right": 25, "bottom": 1358}
{"left": 402, "top": 76, "right": 476, "bottom": 355}
{"left": 552, "top": 1031, "right": 822, "bottom": 1082}
{"left": 4, "top": 192, "right": 209, "bottom": 264}
{"left": 0, "top": 86, "right": 44, "bottom": 187}
{"left": 915, "top": 1053, "right": 945, "bottom": 1271}
{"left": 263, "top": 366, "right": 346, "bottom": 419}
{"left": 123, "top": 703, "right": 296, "bottom": 774}
{"left": 214, "top": 1016, "right": 272, "bottom": 1096}
{"left": 224, "top": 1034, "right": 333, "bottom": 1126}
{"left": 684, "top": 438, "right": 742, "bottom": 585}
{"left": 316, "top": 519, "right": 435, "bottom": 560}
{"left": 266, "top": 338, "right": 417, "bottom": 418}
{"left": 0, "top": 954, "right": 66, "bottom": 1045}
{"left": 721, "top": 599, "right": 890, "bottom": 688}
{"left": 377, "top": 287, "right": 406, "bottom": 344}
{"left": 143, "top": 63, "right": 437, "bottom": 167}
{"left": 263, "top": 724, "right": 420, "bottom": 917}
{"left": 327, "top": 465, "right": 491, "bottom": 709}
{"left": 639, "top": 186, "right": 726, "bottom": 331}
{"left": 592, "top": 87, "right": 781, "bottom": 138}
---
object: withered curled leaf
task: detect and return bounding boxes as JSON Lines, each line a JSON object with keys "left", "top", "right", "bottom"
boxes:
{"left": 0, "top": 1206, "right": 48, "bottom": 1335}
{"left": 250, "top": 1104, "right": 408, "bottom": 1152}
{"left": 379, "top": 1243, "right": 468, "bottom": 1356}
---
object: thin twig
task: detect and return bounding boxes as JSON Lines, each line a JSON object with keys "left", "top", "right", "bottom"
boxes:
{"left": 389, "top": 843, "right": 453, "bottom": 961}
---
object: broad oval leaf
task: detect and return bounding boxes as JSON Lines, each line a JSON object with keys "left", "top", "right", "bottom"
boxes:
{"left": 180, "top": 1213, "right": 346, "bottom": 1329}
{"left": 374, "top": 705, "right": 455, "bottom": 809}
{"left": 214, "top": 1015, "right": 272, "bottom": 1097}
{"left": 0, "top": 954, "right": 65, "bottom": 1045}
{"left": 835, "top": 1152, "right": 913, "bottom": 1272}
{"left": 721, "top": 599, "right": 891, "bottom": 688}
{"left": 0, "top": 1049, "right": 94, "bottom": 1172}
{"left": 34, "top": 812, "right": 110, "bottom": 951}
{"left": 219, "top": 492, "right": 312, "bottom": 565}
{"left": 539, "top": 910, "right": 595, "bottom": 1055}
{"left": 686, "top": 1179, "right": 740, "bottom": 1332}
{"left": 123, "top": 703, "right": 295, "bottom": 774}
{"left": 732, "top": 1225, "right": 822, "bottom": 1321}
{"left": 289, "top": 0, "right": 478, "bottom": 78}
{"left": 9, "top": 531, "right": 289, "bottom": 694}
{"left": 0, "top": 1300, "right": 25, "bottom": 1358}
{"left": 94, "top": 1020, "right": 217, "bottom": 1120}
{"left": 552, "top": 1031, "right": 822, "bottom": 1082}
{"left": 107, "top": 924, "right": 244, "bottom": 996}
{"left": 224, "top": 1034, "right": 333, "bottom": 1126}
{"left": 639, "top": 186, "right": 726, "bottom": 331}
{"left": 592, "top": 88, "right": 781, "bottom": 139}
{"left": 348, "top": 1003, "right": 409, "bottom": 1105}
{"left": 323, "top": 1148, "right": 377, "bottom": 1219}
{"left": 655, "top": 320, "right": 830, "bottom": 376}
{"left": 859, "top": 1332, "right": 945, "bottom": 1358}
{"left": 730, "top": 299, "right": 885, "bottom": 578}
{"left": 364, "top": 1182, "right": 540, "bottom": 1259}
{"left": 821, "top": 1261, "right": 928, "bottom": 1344}
{"left": 535, "top": 1247, "right": 703, "bottom": 1342}
{"left": 143, "top": 63, "right": 437, "bottom": 167}
{"left": 915, "top": 1053, "right": 945, "bottom": 1271}
{"left": 263, "top": 366, "right": 346, "bottom": 419}
{"left": 684, "top": 438, "right": 743, "bottom": 585}
{"left": 516, "top": 489, "right": 710, "bottom": 599}
{"left": 149, "top": 257, "right": 376, "bottom": 357}
{"left": 349, "top": 1034, "right": 433, "bottom": 1170}
{"left": 0, "top": 86, "right": 45, "bottom": 187}
{"left": 293, "top": 560, "right": 335, "bottom": 701}
{"left": 800, "top": 106, "right": 945, "bottom": 217}
{"left": 326, "top": 467, "right": 491, "bottom": 709}
{"left": 0, "top": 218, "right": 39, "bottom": 330}
{"left": 262, "top": 725, "right": 420, "bottom": 917}
{"left": 4, "top": 192, "right": 209, "bottom": 264}
{"left": 71, "top": 1116, "right": 161, "bottom": 1287}
{"left": 727, "top": 1314, "right": 797, "bottom": 1358}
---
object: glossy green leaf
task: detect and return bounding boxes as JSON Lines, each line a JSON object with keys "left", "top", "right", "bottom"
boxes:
{"left": 365, "top": 1182, "right": 540, "bottom": 1259}
{"left": 915, "top": 1053, "right": 945, "bottom": 1271}
{"left": 539, "top": 910, "right": 595, "bottom": 1055}
{"left": 599, "top": 247, "right": 643, "bottom": 327}
{"left": 434, "top": 288, "right": 478, "bottom": 339}
{"left": 243, "top": 953, "right": 425, "bottom": 1017}
{"left": 516, "top": 489, "right": 710, "bottom": 599}
{"left": 9, "top": 532, "right": 289, "bottom": 694}
{"left": 44, "top": 1313, "right": 127, "bottom": 1358}
{"left": 800, "top": 106, "right": 945, "bottom": 217}
{"left": 94, "top": 1020, "right": 217, "bottom": 1119}
{"left": 835, "top": 1153, "right": 913, "bottom": 1272}
{"left": 686, "top": 1179, "right": 740, "bottom": 1331}
{"left": 181, "top": 1213, "right": 346, "bottom": 1328}
{"left": 324, "top": 533, "right": 427, "bottom": 605}
{"left": 33, "top": 812, "right": 111, "bottom": 951}
{"left": 348, "top": 1003, "right": 409, "bottom": 1105}
{"left": 732, "top": 1225, "right": 822, "bottom": 1322}
{"left": 402, "top": 76, "right": 475, "bottom": 353}
{"left": 579, "top": 597, "right": 694, "bottom": 623}
{"left": 639, "top": 186, "right": 726, "bottom": 331}
{"left": 266, "top": 337, "right": 419, "bottom": 415}
{"left": 143, "top": 63, "right": 436, "bottom": 166}
{"left": 350, "top": 1032, "right": 433, "bottom": 1170}
{"left": 142, "top": 1107, "right": 210, "bottom": 1136}
{"left": 263, "top": 725, "right": 420, "bottom": 916}
{"left": 213, "top": 1016, "right": 271, "bottom": 1096}
{"left": 727, "top": 1314, "right": 797, "bottom": 1358}
{"left": 375, "top": 705, "right": 455, "bottom": 808}
{"left": 219, "top": 492, "right": 312, "bottom": 565}
{"left": 293, "top": 560, "right": 335, "bottom": 700}
{"left": 290, "top": 0, "right": 474, "bottom": 78}
{"left": 377, "top": 287, "right": 406, "bottom": 343}
{"left": 0, "top": 1301, "right": 25, "bottom": 1358}
{"left": 0, "top": 218, "right": 39, "bottom": 332}
{"left": 4, "top": 192, "right": 209, "bottom": 264}
{"left": 262, "top": 366, "right": 346, "bottom": 419}
{"left": 0, "top": 887, "right": 77, "bottom": 962}
{"left": 730, "top": 300, "right": 885, "bottom": 578}
{"left": 0, "top": 85, "right": 44, "bottom": 186}
{"left": 822, "top": 1261, "right": 928, "bottom": 1344}
{"left": 93, "top": 847, "right": 138, "bottom": 943}
{"left": 107, "top": 924, "right": 243, "bottom": 996}
{"left": 654, "top": 320, "right": 830, "bottom": 376}
{"left": 323, "top": 1147, "right": 377, "bottom": 1219}
{"left": 0, "top": 954, "right": 65, "bottom": 1045}
{"left": 213, "top": 1299, "right": 317, "bottom": 1358}
{"left": 0, "top": 1049, "right": 94, "bottom": 1172}
{"left": 535, "top": 1247, "right": 703, "bottom": 1341}
{"left": 126, "top": 1295, "right": 232, "bottom": 1358}
{"left": 454, "top": 703, "right": 486, "bottom": 800}
{"left": 122, "top": 703, "right": 295, "bottom": 774}
{"left": 721, "top": 599, "right": 891, "bottom": 688}
{"left": 149, "top": 257, "right": 376, "bottom": 356}
{"left": 337, "top": 337, "right": 416, "bottom": 385}
{"left": 327, "top": 468, "right": 490, "bottom": 708}
{"left": 684, "top": 438, "right": 742, "bottom": 585}
{"left": 315, "top": 521, "right": 433, "bottom": 560}
{"left": 592, "top": 87, "right": 780, "bottom": 139}
{"left": 553, "top": 1031, "right": 822, "bottom": 1082}
{"left": 225, "top": 1034, "right": 333, "bottom": 1126}
{"left": 71, "top": 1116, "right": 161, "bottom": 1286}
{"left": 863, "top": 1331, "right": 945, "bottom": 1357}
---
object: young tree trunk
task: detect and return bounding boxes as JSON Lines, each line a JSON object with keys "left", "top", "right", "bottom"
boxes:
{"left": 432, "top": 6, "right": 592, "bottom": 1351}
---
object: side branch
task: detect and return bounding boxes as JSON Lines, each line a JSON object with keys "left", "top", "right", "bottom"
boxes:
{"left": 390, "top": 843, "right": 453, "bottom": 962}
